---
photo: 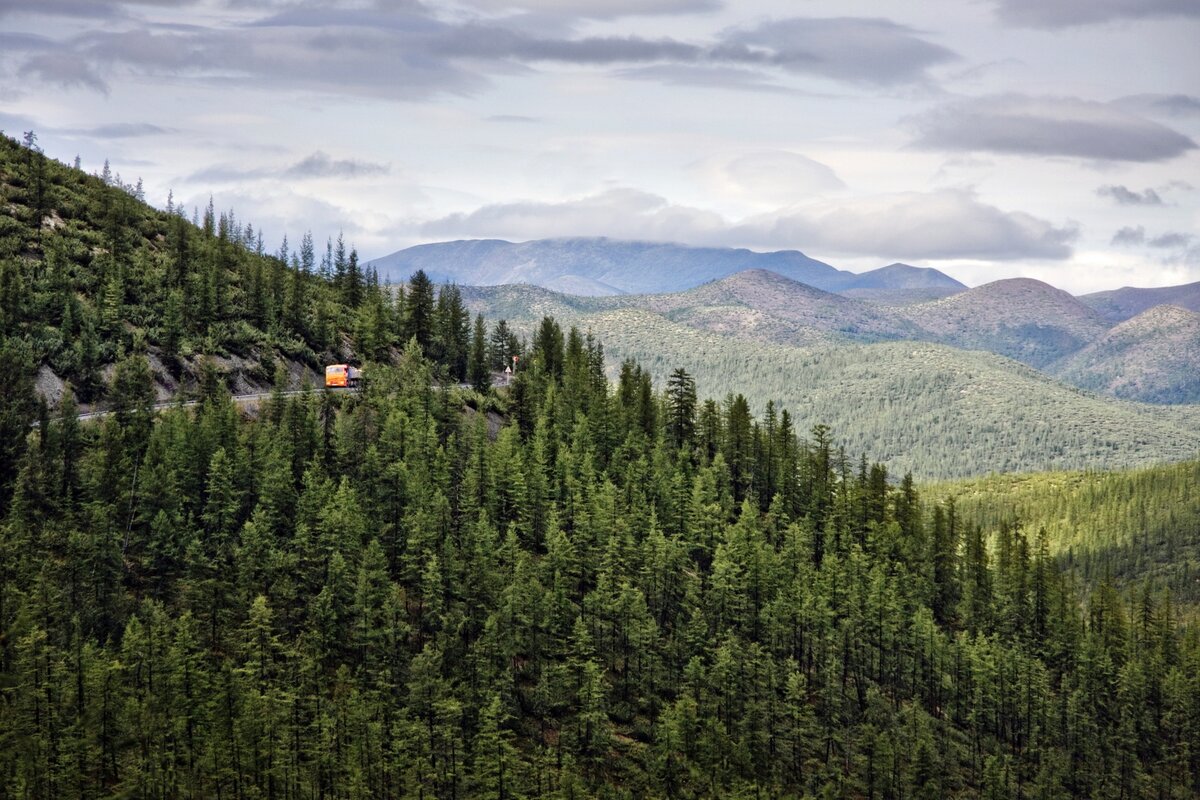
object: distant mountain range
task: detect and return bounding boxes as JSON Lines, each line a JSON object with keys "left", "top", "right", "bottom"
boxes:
{"left": 368, "top": 237, "right": 965, "bottom": 300}
{"left": 372, "top": 237, "right": 1200, "bottom": 405}
{"left": 455, "top": 266, "right": 1200, "bottom": 406}
{"left": 457, "top": 282, "right": 1200, "bottom": 478}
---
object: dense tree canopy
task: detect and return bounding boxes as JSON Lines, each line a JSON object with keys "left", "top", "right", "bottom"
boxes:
{"left": 2, "top": 341, "right": 1197, "bottom": 799}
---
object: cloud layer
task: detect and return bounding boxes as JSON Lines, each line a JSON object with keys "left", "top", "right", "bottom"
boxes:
{"left": 8, "top": 7, "right": 958, "bottom": 101}
{"left": 189, "top": 151, "right": 390, "bottom": 183}
{"left": 912, "top": 94, "right": 1197, "bottom": 162}
{"left": 993, "top": 0, "right": 1200, "bottom": 28}
{"left": 423, "top": 188, "right": 1077, "bottom": 261}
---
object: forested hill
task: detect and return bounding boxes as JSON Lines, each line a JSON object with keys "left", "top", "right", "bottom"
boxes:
{"left": 939, "top": 459, "right": 1200, "bottom": 610}
{"left": 3, "top": 322, "right": 1200, "bottom": 798}
{"left": 0, "top": 131, "right": 398, "bottom": 407}
{"left": 0, "top": 131, "right": 492, "bottom": 491}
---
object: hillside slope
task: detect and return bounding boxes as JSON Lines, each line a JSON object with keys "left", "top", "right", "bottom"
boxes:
{"left": 1052, "top": 304, "right": 1200, "bottom": 403}
{"left": 902, "top": 278, "right": 1110, "bottom": 368}
{"left": 940, "top": 459, "right": 1200, "bottom": 606}
{"left": 0, "top": 133, "right": 366, "bottom": 407}
{"left": 609, "top": 269, "right": 920, "bottom": 345}
{"left": 843, "top": 262, "right": 966, "bottom": 290}
{"left": 463, "top": 270, "right": 920, "bottom": 347}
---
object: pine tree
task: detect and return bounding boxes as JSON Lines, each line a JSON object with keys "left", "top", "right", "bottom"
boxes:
{"left": 666, "top": 367, "right": 697, "bottom": 451}
{"left": 403, "top": 269, "right": 435, "bottom": 353}
{"left": 469, "top": 313, "right": 491, "bottom": 393}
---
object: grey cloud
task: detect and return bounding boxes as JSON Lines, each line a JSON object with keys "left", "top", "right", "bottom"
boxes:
{"left": 912, "top": 94, "right": 1197, "bottom": 162}
{"left": 457, "top": 0, "right": 720, "bottom": 20}
{"left": 0, "top": 32, "right": 55, "bottom": 51}
{"left": 68, "top": 16, "right": 492, "bottom": 100}
{"left": 1113, "top": 94, "right": 1200, "bottom": 119}
{"left": 0, "top": 0, "right": 120, "bottom": 17}
{"left": 422, "top": 189, "right": 729, "bottom": 245}
{"left": 70, "top": 122, "right": 174, "bottom": 138}
{"left": 614, "top": 64, "right": 790, "bottom": 93}
{"left": 0, "top": 110, "right": 39, "bottom": 135}
{"left": 505, "top": 34, "right": 702, "bottom": 64}
{"left": 188, "top": 151, "right": 389, "bottom": 183}
{"left": 1112, "top": 226, "right": 1145, "bottom": 245}
{"left": 19, "top": 9, "right": 958, "bottom": 102}
{"left": 486, "top": 114, "right": 540, "bottom": 123}
{"left": 187, "top": 164, "right": 264, "bottom": 184}
{"left": 741, "top": 189, "right": 1077, "bottom": 260}
{"left": 722, "top": 17, "right": 957, "bottom": 86}
{"left": 1113, "top": 227, "right": 1198, "bottom": 255}
{"left": 0, "top": 0, "right": 206, "bottom": 19}
{"left": 1148, "top": 232, "right": 1193, "bottom": 249}
{"left": 993, "top": 0, "right": 1200, "bottom": 27}
{"left": 18, "top": 53, "right": 109, "bottom": 93}
{"left": 282, "top": 151, "right": 390, "bottom": 178}
{"left": 1097, "top": 185, "right": 1164, "bottom": 205}
{"left": 423, "top": 187, "right": 1076, "bottom": 261}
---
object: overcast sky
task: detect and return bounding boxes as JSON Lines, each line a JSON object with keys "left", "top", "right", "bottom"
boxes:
{"left": 2, "top": 0, "right": 1197, "bottom": 292}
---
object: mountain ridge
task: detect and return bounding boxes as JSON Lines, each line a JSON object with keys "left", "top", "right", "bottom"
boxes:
{"left": 1079, "top": 280, "right": 1200, "bottom": 322}
{"left": 368, "top": 237, "right": 964, "bottom": 297}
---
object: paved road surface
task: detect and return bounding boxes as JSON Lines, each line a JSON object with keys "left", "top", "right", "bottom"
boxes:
{"left": 69, "top": 389, "right": 313, "bottom": 423}
{"left": 55, "top": 379, "right": 488, "bottom": 424}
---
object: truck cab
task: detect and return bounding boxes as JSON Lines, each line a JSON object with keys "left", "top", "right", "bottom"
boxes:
{"left": 325, "top": 364, "right": 362, "bottom": 389}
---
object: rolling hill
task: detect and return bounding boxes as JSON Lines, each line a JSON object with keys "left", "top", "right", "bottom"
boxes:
{"left": 839, "top": 262, "right": 967, "bottom": 304}
{"left": 844, "top": 262, "right": 966, "bottom": 291}
{"left": 1079, "top": 279, "right": 1200, "bottom": 322}
{"left": 461, "top": 284, "right": 1200, "bottom": 479}
{"left": 460, "top": 271, "right": 1200, "bottom": 413}
{"left": 603, "top": 269, "right": 921, "bottom": 345}
{"left": 1051, "top": 304, "right": 1200, "bottom": 403}
{"left": 463, "top": 269, "right": 921, "bottom": 347}
{"left": 900, "top": 278, "right": 1110, "bottom": 368}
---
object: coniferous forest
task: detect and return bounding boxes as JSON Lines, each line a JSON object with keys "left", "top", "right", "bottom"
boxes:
{"left": 3, "top": 138, "right": 1200, "bottom": 800}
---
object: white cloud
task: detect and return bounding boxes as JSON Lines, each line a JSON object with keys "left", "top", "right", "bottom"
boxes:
{"left": 699, "top": 150, "right": 845, "bottom": 205}
{"left": 911, "top": 94, "right": 1197, "bottom": 162}
{"left": 421, "top": 187, "right": 1077, "bottom": 261}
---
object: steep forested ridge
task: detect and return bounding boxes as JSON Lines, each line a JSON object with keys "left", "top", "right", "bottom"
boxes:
{"left": 0, "top": 131, "right": 417, "bottom": 407}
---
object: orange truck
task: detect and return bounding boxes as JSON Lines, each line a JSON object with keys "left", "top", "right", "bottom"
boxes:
{"left": 324, "top": 364, "right": 362, "bottom": 389}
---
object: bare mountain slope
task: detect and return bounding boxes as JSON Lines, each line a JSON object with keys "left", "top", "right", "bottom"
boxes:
{"left": 904, "top": 278, "right": 1109, "bottom": 367}
{"left": 1052, "top": 304, "right": 1200, "bottom": 403}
